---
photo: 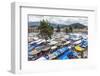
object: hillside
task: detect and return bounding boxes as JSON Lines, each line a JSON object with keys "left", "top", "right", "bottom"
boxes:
{"left": 28, "top": 21, "right": 87, "bottom": 29}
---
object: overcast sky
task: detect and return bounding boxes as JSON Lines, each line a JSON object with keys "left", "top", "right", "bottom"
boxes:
{"left": 28, "top": 15, "right": 88, "bottom": 26}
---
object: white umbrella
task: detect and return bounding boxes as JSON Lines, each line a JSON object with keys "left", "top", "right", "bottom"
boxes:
{"left": 73, "top": 40, "right": 82, "bottom": 45}
{"left": 51, "top": 46, "right": 57, "bottom": 50}
{"left": 49, "top": 41, "right": 58, "bottom": 45}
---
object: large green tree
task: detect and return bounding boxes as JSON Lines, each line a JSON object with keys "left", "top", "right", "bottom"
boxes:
{"left": 38, "top": 19, "right": 54, "bottom": 41}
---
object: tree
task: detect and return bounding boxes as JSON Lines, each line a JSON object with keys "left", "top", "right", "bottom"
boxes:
{"left": 69, "top": 26, "right": 73, "bottom": 32}
{"left": 56, "top": 25, "right": 60, "bottom": 32}
{"left": 65, "top": 27, "right": 69, "bottom": 33}
{"left": 38, "top": 19, "right": 54, "bottom": 41}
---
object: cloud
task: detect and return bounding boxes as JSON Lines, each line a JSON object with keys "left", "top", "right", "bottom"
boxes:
{"left": 29, "top": 15, "right": 88, "bottom": 26}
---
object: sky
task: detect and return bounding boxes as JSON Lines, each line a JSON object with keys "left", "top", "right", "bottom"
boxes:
{"left": 28, "top": 15, "right": 88, "bottom": 26}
